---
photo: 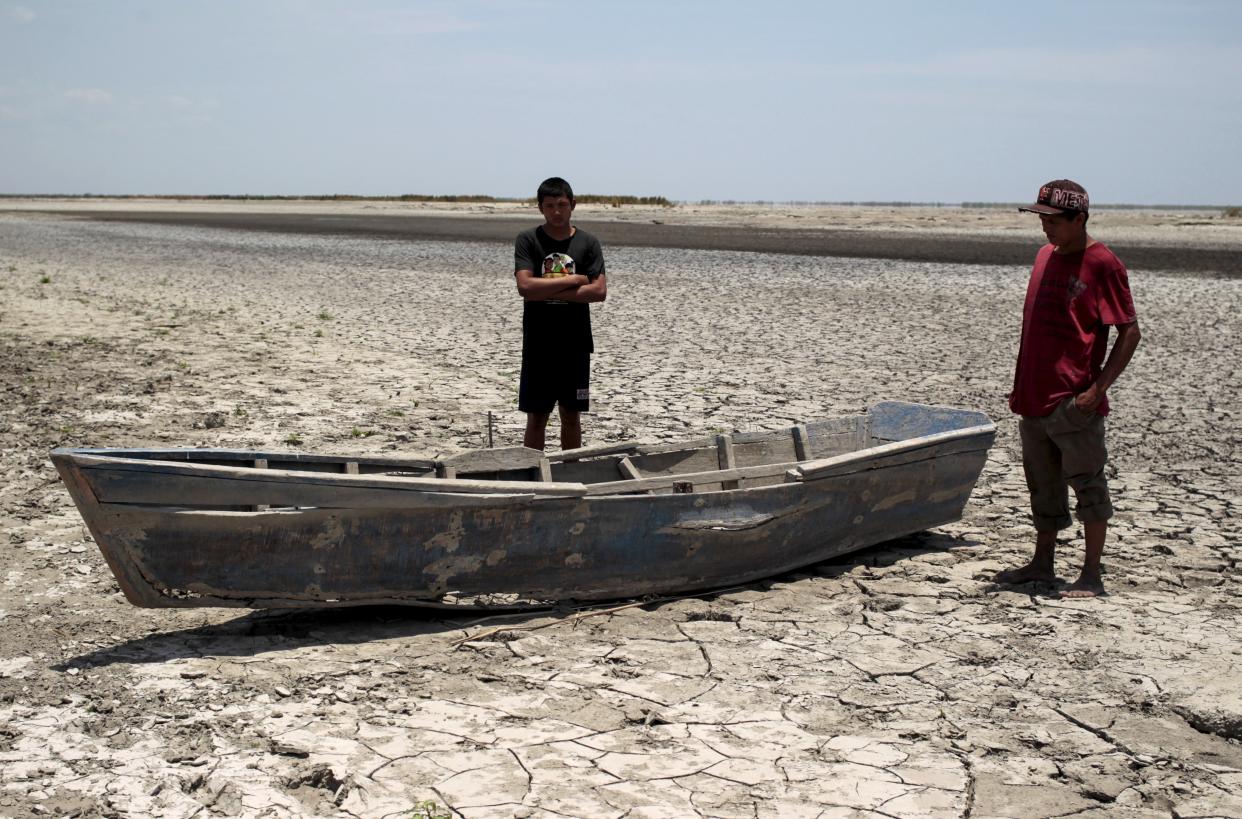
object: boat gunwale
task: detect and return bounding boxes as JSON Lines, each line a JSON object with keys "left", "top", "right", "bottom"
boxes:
{"left": 51, "top": 419, "right": 996, "bottom": 501}
{"left": 53, "top": 451, "right": 589, "bottom": 497}
{"left": 795, "top": 422, "right": 996, "bottom": 480}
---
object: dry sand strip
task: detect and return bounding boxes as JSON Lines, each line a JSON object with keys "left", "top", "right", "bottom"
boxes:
{"left": 7, "top": 197, "right": 1242, "bottom": 275}
{"left": 0, "top": 209, "right": 1240, "bottom": 818}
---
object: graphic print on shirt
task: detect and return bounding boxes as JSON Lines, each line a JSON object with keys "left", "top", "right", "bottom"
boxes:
{"left": 542, "top": 252, "right": 576, "bottom": 304}
{"left": 1066, "top": 277, "right": 1087, "bottom": 303}
{"left": 542, "top": 252, "right": 575, "bottom": 279}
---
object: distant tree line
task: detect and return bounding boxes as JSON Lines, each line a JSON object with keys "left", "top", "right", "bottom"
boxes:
{"left": 963, "top": 201, "right": 1234, "bottom": 212}
{"left": 0, "top": 193, "right": 1233, "bottom": 212}
{"left": 0, "top": 192, "right": 674, "bottom": 207}
{"left": 694, "top": 199, "right": 959, "bottom": 207}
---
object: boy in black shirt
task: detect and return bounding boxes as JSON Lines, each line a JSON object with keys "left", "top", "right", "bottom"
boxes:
{"left": 513, "top": 177, "right": 608, "bottom": 450}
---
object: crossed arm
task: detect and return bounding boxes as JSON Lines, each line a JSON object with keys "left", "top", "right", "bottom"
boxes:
{"left": 515, "top": 270, "right": 608, "bottom": 303}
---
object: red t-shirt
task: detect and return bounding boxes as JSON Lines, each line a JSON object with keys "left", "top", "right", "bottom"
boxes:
{"left": 1009, "top": 242, "right": 1137, "bottom": 417}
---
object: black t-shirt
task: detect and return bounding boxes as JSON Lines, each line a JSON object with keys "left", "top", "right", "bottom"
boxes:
{"left": 514, "top": 225, "right": 606, "bottom": 353}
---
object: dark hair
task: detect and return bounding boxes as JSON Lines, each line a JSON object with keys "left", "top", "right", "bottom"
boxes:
{"left": 1047, "top": 209, "right": 1090, "bottom": 225}
{"left": 537, "top": 177, "right": 574, "bottom": 205}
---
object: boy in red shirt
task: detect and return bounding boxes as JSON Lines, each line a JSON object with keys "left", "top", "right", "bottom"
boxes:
{"left": 997, "top": 180, "right": 1142, "bottom": 598}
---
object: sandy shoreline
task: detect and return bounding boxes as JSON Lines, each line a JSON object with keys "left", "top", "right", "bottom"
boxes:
{"left": 5, "top": 197, "right": 1242, "bottom": 275}
{"left": 1, "top": 207, "right": 1240, "bottom": 817}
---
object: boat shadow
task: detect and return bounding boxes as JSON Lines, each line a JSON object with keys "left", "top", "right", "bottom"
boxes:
{"left": 57, "top": 604, "right": 560, "bottom": 670}
{"left": 60, "top": 529, "right": 979, "bottom": 670}
{"left": 805, "top": 528, "right": 981, "bottom": 574}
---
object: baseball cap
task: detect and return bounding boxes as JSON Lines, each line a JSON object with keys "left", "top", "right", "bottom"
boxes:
{"left": 1019, "top": 179, "right": 1090, "bottom": 215}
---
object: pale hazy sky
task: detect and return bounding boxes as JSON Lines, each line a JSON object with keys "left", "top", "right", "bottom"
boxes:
{"left": 2, "top": 1, "right": 1239, "bottom": 204}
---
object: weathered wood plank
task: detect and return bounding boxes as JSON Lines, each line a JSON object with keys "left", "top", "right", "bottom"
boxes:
{"left": 586, "top": 460, "right": 803, "bottom": 496}
{"left": 858, "top": 415, "right": 873, "bottom": 449}
{"left": 538, "top": 458, "right": 553, "bottom": 483}
{"left": 549, "top": 457, "right": 628, "bottom": 485}
{"left": 548, "top": 440, "right": 643, "bottom": 462}
{"left": 792, "top": 425, "right": 810, "bottom": 461}
{"left": 81, "top": 465, "right": 577, "bottom": 508}
{"left": 440, "top": 446, "right": 546, "bottom": 474}
{"left": 717, "top": 434, "right": 739, "bottom": 490}
{"left": 805, "top": 417, "right": 866, "bottom": 454}
{"left": 70, "top": 448, "right": 439, "bottom": 472}
{"left": 69, "top": 454, "right": 587, "bottom": 502}
{"left": 252, "top": 459, "right": 270, "bottom": 511}
{"left": 617, "top": 457, "right": 643, "bottom": 480}
{"left": 634, "top": 437, "right": 716, "bottom": 455}
{"left": 629, "top": 447, "right": 718, "bottom": 477}
{"left": 802, "top": 416, "right": 861, "bottom": 436}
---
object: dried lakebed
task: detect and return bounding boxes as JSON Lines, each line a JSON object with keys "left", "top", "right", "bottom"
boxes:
{"left": 0, "top": 212, "right": 1239, "bottom": 818}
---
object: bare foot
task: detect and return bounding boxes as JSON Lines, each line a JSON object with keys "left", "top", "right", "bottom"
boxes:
{"left": 994, "top": 563, "right": 1057, "bottom": 586}
{"left": 1059, "top": 573, "right": 1106, "bottom": 599}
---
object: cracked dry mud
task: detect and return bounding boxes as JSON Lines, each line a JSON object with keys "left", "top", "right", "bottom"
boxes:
{"left": 1, "top": 209, "right": 1240, "bottom": 818}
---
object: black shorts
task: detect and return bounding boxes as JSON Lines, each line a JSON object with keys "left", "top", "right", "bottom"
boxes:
{"left": 519, "top": 352, "right": 591, "bottom": 414}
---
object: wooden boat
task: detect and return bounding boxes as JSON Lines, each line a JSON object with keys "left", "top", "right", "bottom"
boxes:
{"left": 51, "top": 401, "right": 994, "bottom": 609}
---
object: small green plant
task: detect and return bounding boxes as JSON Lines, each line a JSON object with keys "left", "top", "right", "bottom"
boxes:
{"left": 387, "top": 409, "right": 405, "bottom": 417}
{"left": 233, "top": 406, "right": 249, "bottom": 417}
{"left": 313, "top": 328, "right": 324, "bottom": 338}
{"left": 154, "top": 328, "right": 169, "bottom": 336}
{"left": 317, "top": 310, "right": 333, "bottom": 321}
{"left": 407, "top": 800, "right": 452, "bottom": 819}
{"left": 284, "top": 433, "right": 304, "bottom": 446}
{"left": 1224, "top": 206, "right": 1242, "bottom": 219}
{"left": 350, "top": 427, "right": 373, "bottom": 438}
{"left": 39, "top": 275, "right": 51, "bottom": 284}
{"left": 175, "top": 361, "right": 189, "bottom": 371}
{"left": 7, "top": 265, "right": 16, "bottom": 272}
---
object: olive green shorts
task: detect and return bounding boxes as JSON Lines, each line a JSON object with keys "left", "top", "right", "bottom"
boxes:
{"left": 1019, "top": 396, "right": 1113, "bottom": 531}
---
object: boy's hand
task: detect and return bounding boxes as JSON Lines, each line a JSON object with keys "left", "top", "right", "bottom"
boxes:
{"left": 1074, "top": 384, "right": 1104, "bottom": 413}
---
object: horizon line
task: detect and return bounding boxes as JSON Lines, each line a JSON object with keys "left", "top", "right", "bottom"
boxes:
{"left": 0, "top": 193, "right": 1237, "bottom": 211}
